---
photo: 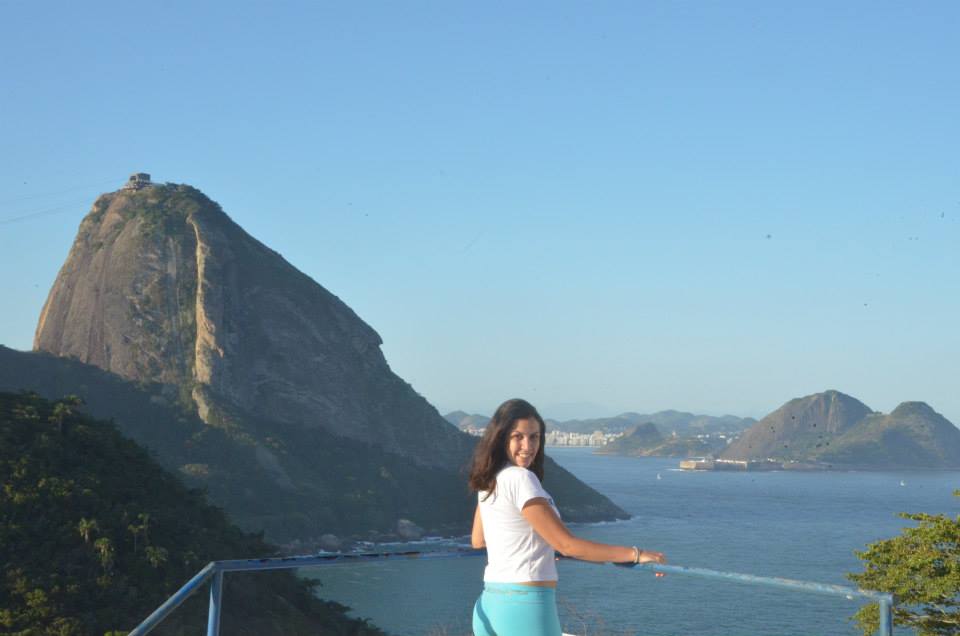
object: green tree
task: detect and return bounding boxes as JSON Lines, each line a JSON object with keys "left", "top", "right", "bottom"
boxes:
{"left": 848, "top": 490, "right": 960, "bottom": 635}
{"left": 77, "top": 517, "right": 99, "bottom": 544}
{"left": 93, "top": 537, "right": 115, "bottom": 572}
{"left": 144, "top": 545, "right": 169, "bottom": 568}
{"left": 51, "top": 402, "right": 71, "bottom": 434}
{"left": 50, "top": 395, "right": 84, "bottom": 435}
{"left": 127, "top": 512, "right": 151, "bottom": 553}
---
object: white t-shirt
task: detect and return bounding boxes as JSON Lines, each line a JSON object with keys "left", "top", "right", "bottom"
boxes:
{"left": 478, "top": 465, "right": 560, "bottom": 583}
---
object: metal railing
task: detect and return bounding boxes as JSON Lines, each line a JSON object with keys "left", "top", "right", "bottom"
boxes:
{"left": 129, "top": 549, "right": 896, "bottom": 636}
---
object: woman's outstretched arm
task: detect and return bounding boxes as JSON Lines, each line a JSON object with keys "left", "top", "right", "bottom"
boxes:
{"left": 471, "top": 504, "right": 486, "bottom": 549}
{"left": 521, "top": 499, "right": 665, "bottom": 565}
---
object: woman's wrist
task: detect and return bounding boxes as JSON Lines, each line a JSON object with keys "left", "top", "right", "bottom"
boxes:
{"left": 632, "top": 546, "right": 640, "bottom": 563}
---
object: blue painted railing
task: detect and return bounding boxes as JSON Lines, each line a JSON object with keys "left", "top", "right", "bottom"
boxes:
{"left": 129, "top": 549, "right": 895, "bottom": 636}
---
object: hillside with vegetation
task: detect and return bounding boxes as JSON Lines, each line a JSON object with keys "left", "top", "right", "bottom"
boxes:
{"left": 594, "top": 422, "right": 662, "bottom": 455}
{"left": 817, "top": 401, "right": 960, "bottom": 468}
{"left": 595, "top": 422, "right": 725, "bottom": 458}
{"left": 0, "top": 346, "right": 473, "bottom": 544}
{"left": 0, "top": 391, "right": 385, "bottom": 636}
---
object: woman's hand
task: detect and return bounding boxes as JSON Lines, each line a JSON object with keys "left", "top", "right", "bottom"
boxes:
{"left": 637, "top": 549, "right": 666, "bottom": 565}
{"left": 614, "top": 547, "right": 666, "bottom": 575}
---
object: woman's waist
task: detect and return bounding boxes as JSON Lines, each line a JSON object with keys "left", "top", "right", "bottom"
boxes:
{"left": 483, "top": 581, "right": 558, "bottom": 593}
{"left": 483, "top": 568, "right": 558, "bottom": 587}
{"left": 516, "top": 580, "right": 556, "bottom": 588}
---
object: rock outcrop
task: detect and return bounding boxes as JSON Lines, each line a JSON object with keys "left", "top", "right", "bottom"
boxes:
{"left": 27, "top": 181, "right": 627, "bottom": 542}
{"left": 34, "top": 184, "right": 467, "bottom": 467}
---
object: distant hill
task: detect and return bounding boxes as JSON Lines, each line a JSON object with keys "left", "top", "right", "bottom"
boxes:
{"left": 549, "top": 410, "right": 755, "bottom": 436}
{"left": 444, "top": 410, "right": 490, "bottom": 431}
{"left": 722, "top": 390, "right": 873, "bottom": 461}
{"left": 595, "top": 422, "right": 663, "bottom": 454}
{"left": 596, "top": 422, "right": 725, "bottom": 458}
{"left": 816, "top": 402, "right": 960, "bottom": 468}
{"left": 649, "top": 436, "right": 725, "bottom": 457}
{"left": 721, "top": 390, "right": 960, "bottom": 469}
{"left": 0, "top": 391, "right": 384, "bottom": 636}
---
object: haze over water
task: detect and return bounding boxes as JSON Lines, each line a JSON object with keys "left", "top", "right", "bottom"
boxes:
{"left": 313, "top": 448, "right": 959, "bottom": 635}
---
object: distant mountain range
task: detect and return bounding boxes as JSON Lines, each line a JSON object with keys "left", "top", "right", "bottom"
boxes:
{"left": 445, "top": 410, "right": 756, "bottom": 437}
{"left": 722, "top": 390, "right": 960, "bottom": 469}
{"left": 499, "top": 390, "right": 960, "bottom": 470}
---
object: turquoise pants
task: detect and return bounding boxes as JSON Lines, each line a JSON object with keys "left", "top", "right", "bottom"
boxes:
{"left": 472, "top": 582, "right": 562, "bottom": 636}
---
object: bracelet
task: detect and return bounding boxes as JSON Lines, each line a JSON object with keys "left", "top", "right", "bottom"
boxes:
{"left": 632, "top": 546, "right": 640, "bottom": 563}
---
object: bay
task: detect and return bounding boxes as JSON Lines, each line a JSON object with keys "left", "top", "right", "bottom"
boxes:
{"left": 309, "top": 448, "right": 960, "bottom": 635}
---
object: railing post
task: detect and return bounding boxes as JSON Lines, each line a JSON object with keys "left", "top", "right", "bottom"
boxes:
{"left": 206, "top": 569, "right": 224, "bottom": 636}
{"left": 878, "top": 596, "right": 893, "bottom": 636}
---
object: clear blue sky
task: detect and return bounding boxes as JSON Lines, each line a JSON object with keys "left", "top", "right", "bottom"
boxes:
{"left": 2, "top": 2, "right": 958, "bottom": 423}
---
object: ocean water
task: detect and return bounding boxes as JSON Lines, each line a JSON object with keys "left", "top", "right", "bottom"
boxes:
{"left": 308, "top": 448, "right": 960, "bottom": 635}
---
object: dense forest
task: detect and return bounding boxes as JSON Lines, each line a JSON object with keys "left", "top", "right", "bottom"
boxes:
{"left": 0, "top": 391, "right": 385, "bottom": 636}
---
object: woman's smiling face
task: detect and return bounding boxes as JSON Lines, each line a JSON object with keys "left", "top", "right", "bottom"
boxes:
{"left": 506, "top": 417, "right": 540, "bottom": 468}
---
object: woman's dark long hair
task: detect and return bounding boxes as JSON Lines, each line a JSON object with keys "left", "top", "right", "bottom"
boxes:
{"left": 467, "top": 398, "right": 546, "bottom": 494}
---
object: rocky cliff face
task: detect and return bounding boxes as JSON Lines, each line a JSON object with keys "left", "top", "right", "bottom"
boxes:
{"left": 30, "top": 182, "right": 627, "bottom": 541}
{"left": 35, "top": 183, "right": 469, "bottom": 467}
{"left": 35, "top": 189, "right": 199, "bottom": 390}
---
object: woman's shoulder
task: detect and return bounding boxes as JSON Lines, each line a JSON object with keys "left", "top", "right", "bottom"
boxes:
{"left": 496, "top": 464, "right": 525, "bottom": 477}
{"left": 497, "top": 465, "right": 541, "bottom": 485}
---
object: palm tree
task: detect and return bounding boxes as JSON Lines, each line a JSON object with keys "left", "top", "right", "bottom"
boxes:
{"left": 145, "top": 546, "right": 169, "bottom": 568}
{"left": 94, "top": 538, "right": 115, "bottom": 571}
{"left": 51, "top": 403, "right": 70, "bottom": 435}
{"left": 128, "top": 513, "right": 152, "bottom": 552}
{"left": 50, "top": 395, "right": 83, "bottom": 434}
{"left": 77, "top": 518, "right": 99, "bottom": 544}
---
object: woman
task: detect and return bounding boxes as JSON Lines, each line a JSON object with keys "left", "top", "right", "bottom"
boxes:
{"left": 468, "top": 398, "right": 666, "bottom": 636}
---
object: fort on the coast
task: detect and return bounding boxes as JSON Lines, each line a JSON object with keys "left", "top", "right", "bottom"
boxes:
{"left": 680, "top": 458, "right": 791, "bottom": 471}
